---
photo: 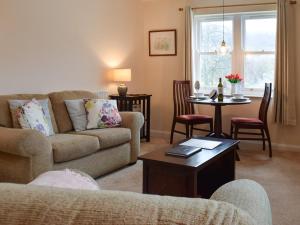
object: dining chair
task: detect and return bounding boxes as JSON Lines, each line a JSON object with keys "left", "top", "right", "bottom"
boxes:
{"left": 230, "top": 83, "right": 272, "bottom": 157}
{"left": 170, "top": 80, "right": 213, "bottom": 144}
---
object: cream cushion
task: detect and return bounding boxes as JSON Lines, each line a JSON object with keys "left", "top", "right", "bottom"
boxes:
{"left": 9, "top": 99, "right": 55, "bottom": 135}
{"left": 48, "top": 134, "right": 100, "bottom": 163}
{"left": 49, "top": 91, "right": 98, "bottom": 133}
{"left": 72, "top": 128, "right": 131, "bottom": 149}
{"left": 28, "top": 169, "right": 100, "bottom": 191}
{"left": 0, "top": 94, "right": 58, "bottom": 132}
{"left": 64, "top": 99, "right": 87, "bottom": 131}
{"left": 18, "top": 99, "right": 51, "bottom": 136}
{"left": 84, "top": 99, "right": 121, "bottom": 129}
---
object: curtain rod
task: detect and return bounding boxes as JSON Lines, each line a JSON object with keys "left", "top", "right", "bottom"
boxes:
{"left": 178, "top": 1, "right": 297, "bottom": 11}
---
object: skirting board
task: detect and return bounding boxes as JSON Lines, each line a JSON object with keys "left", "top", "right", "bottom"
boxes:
{"left": 151, "top": 129, "right": 300, "bottom": 152}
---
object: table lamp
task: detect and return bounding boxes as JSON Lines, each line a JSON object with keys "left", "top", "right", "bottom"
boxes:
{"left": 112, "top": 68, "right": 132, "bottom": 96}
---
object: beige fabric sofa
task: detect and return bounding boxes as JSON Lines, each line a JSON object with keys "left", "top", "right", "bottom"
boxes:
{"left": 0, "top": 91, "right": 144, "bottom": 183}
{"left": 0, "top": 179, "right": 272, "bottom": 225}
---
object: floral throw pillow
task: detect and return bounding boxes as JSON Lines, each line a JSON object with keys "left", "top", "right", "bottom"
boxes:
{"left": 9, "top": 99, "right": 55, "bottom": 135}
{"left": 84, "top": 99, "right": 121, "bottom": 129}
{"left": 16, "top": 99, "right": 51, "bottom": 136}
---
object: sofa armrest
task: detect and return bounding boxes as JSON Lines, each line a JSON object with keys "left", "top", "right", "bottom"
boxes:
{"left": 119, "top": 112, "right": 144, "bottom": 163}
{"left": 0, "top": 127, "right": 53, "bottom": 183}
{"left": 210, "top": 179, "right": 272, "bottom": 225}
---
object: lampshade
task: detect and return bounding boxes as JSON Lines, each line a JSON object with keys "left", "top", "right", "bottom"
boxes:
{"left": 112, "top": 69, "right": 132, "bottom": 82}
{"left": 218, "top": 40, "right": 229, "bottom": 55}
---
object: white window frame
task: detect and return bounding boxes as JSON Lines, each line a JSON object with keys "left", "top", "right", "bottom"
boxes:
{"left": 193, "top": 15, "right": 234, "bottom": 94}
{"left": 241, "top": 13, "right": 276, "bottom": 95}
{"left": 193, "top": 11, "right": 277, "bottom": 97}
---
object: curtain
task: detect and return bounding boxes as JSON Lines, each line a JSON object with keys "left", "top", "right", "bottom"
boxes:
{"left": 185, "top": 7, "right": 199, "bottom": 113}
{"left": 185, "top": 6, "right": 193, "bottom": 81}
{"left": 274, "top": 0, "right": 297, "bottom": 126}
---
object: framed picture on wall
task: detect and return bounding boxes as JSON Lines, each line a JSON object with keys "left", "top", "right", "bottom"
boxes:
{"left": 149, "top": 29, "right": 177, "bottom": 56}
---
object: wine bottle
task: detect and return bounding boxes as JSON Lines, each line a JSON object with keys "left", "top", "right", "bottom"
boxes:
{"left": 218, "top": 78, "right": 224, "bottom": 102}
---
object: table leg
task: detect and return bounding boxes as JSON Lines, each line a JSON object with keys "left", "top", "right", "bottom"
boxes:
{"left": 214, "top": 105, "right": 222, "bottom": 137}
{"left": 146, "top": 96, "right": 151, "bottom": 142}
{"left": 206, "top": 105, "right": 230, "bottom": 138}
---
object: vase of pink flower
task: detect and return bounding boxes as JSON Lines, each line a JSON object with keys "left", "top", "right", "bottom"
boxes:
{"left": 225, "top": 73, "right": 243, "bottom": 96}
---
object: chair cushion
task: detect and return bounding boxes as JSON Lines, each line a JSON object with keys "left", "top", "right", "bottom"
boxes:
{"left": 231, "top": 117, "right": 263, "bottom": 124}
{"left": 176, "top": 114, "right": 212, "bottom": 123}
{"left": 72, "top": 128, "right": 131, "bottom": 149}
{"left": 48, "top": 134, "right": 100, "bottom": 163}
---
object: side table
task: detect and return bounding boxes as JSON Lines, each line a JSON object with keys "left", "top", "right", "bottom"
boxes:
{"left": 109, "top": 94, "right": 152, "bottom": 142}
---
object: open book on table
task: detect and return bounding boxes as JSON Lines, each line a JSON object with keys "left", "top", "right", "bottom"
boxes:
{"left": 166, "top": 139, "right": 222, "bottom": 158}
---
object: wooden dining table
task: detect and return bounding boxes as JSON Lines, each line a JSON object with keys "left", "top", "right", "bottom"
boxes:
{"left": 187, "top": 97, "right": 251, "bottom": 138}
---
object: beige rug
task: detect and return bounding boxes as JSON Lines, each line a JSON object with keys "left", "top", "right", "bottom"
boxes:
{"left": 97, "top": 137, "right": 300, "bottom": 225}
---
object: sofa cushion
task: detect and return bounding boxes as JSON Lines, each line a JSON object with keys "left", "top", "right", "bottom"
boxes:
{"left": 64, "top": 99, "right": 87, "bottom": 132}
{"left": 72, "top": 128, "right": 131, "bottom": 149}
{"left": 48, "top": 134, "right": 100, "bottom": 163}
{"left": 9, "top": 99, "right": 55, "bottom": 135}
{"left": 84, "top": 99, "right": 121, "bottom": 129}
{"left": 48, "top": 91, "right": 98, "bottom": 133}
{"left": 0, "top": 94, "right": 58, "bottom": 133}
{"left": 17, "top": 99, "right": 52, "bottom": 136}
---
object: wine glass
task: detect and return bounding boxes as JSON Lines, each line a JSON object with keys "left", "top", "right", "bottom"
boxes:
{"left": 194, "top": 80, "right": 200, "bottom": 97}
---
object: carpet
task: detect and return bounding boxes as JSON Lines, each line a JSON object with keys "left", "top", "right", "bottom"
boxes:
{"left": 97, "top": 137, "right": 300, "bottom": 225}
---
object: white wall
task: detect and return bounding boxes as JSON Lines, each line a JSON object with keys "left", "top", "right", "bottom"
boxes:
{"left": 0, "top": 0, "right": 145, "bottom": 94}
{"left": 142, "top": 0, "right": 186, "bottom": 132}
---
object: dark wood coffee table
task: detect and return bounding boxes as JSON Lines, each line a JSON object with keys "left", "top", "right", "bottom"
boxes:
{"left": 138, "top": 137, "right": 239, "bottom": 198}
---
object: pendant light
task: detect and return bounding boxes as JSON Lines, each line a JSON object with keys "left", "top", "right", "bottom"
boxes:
{"left": 218, "top": 0, "right": 229, "bottom": 55}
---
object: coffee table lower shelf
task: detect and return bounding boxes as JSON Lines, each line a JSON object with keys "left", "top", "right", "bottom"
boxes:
{"left": 141, "top": 145, "right": 236, "bottom": 199}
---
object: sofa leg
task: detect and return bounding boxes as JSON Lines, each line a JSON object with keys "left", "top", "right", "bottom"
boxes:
{"left": 129, "top": 161, "right": 137, "bottom": 166}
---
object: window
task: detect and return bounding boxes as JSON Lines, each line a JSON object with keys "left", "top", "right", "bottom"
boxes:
{"left": 193, "top": 12, "right": 277, "bottom": 95}
{"left": 243, "top": 15, "right": 276, "bottom": 89}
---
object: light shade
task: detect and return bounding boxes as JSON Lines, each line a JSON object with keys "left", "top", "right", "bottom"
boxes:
{"left": 217, "top": 40, "right": 229, "bottom": 56}
{"left": 112, "top": 69, "right": 132, "bottom": 82}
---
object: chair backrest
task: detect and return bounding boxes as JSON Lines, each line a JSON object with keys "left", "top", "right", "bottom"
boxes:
{"left": 259, "top": 83, "right": 272, "bottom": 123}
{"left": 173, "top": 80, "right": 194, "bottom": 117}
